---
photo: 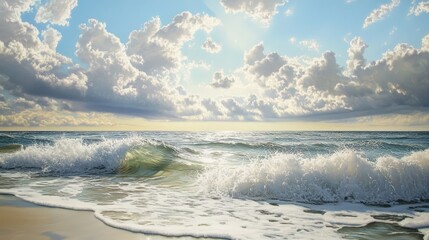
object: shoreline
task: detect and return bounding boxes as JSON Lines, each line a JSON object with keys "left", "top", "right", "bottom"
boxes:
{"left": 1, "top": 195, "right": 427, "bottom": 240}
{"left": 0, "top": 194, "right": 175, "bottom": 240}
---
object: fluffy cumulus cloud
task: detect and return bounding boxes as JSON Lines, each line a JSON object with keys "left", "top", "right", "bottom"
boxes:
{"left": 211, "top": 71, "right": 235, "bottom": 88}
{"left": 202, "top": 38, "right": 222, "bottom": 53}
{"left": 75, "top": 13, "right": 222, "bottom": 118}
{"left": 35, "top": 0, "right": 78, "bottom": 26}
{"left": 126, "top": 12, "right": 220, "bottom": 75}
{"left": 0, "top": 0, "right": 88, "bottom": 102}
{"left": 41, "top": 27, "right": 62, "bottom": 50}
{"left": 233, "top": 35, "right": 429, "bottom": 120}
{"left": 363, "top": 0, "right": 400, "bottom": 28}
{"left": 409, "top": 0, "right": 429, "bottom": 16}
{"left": 220, "top": 0, "right": 285, "bottom": 24}
{"left": 0, "top": 2, "right": 219, "bottom": 124}
{"left": 345, "top": 37, "right": 368, "bottom": 76}
{"left": 1, "top": 0, "right": 429, "bottom": 126}
{"left": 243, "top": 42, "right": 287, "bottom": 80}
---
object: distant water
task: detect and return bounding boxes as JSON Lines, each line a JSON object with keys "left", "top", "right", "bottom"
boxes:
{"left": 0, "top": 131, "right": 428, "bottom": 239}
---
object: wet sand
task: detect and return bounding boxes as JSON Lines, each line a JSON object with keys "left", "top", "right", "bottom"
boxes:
{"left": 0, "top": 194, "right": 152, "bottom": 240}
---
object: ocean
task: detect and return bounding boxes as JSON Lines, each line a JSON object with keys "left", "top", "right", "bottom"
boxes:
{"left": 0, "top": 131, "right": 428, "bottom": 239}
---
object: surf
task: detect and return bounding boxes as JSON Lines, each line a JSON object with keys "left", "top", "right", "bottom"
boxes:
{"left": 199, "top": 149, "right": 429, "bottom": 204}
{"left": 0, "top": 137, "right": 198, "bottom": 176}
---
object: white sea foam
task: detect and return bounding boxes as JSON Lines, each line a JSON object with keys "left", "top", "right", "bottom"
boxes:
{"left": 4, "top": 184, "right": 426, "bottom": 240}
{"left": 0, "top": 137, "right": 185, "bottom": 174}
{"left": 199, "top": 149, "right": 429, "bottom": 203}
{"left": 0, "top": 138, "right": 135, "bottom": 173}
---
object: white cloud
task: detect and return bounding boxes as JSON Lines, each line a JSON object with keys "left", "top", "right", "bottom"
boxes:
{"left": 299, "top": 39, "right": 320, "bottom": 52}
{"left": 211, "top": 70, "right": 235, "bottom": 88}
{"left": 289, "top": 37, "right": 320, "bottom": 51}
{"left": 221, "top": 98, "right": 258, "bottom": 120}
{"left": 72, "top": 12, "right": 221, "bottom": 118}
{"left": 363, "top": 0, "right": 400, "bottom": 28}
{"left": 345, "top": 36, "right": 367, "bottom": 76}
{"left": 422, "top": 34, "right": 429, "bottom": 51}
{"left": 284, "top": 8, "right": 293, "bottom": 16}
{"left": 76, "top": 19, "right": 139, "bottom": 97}
{"left": 220, "top": 0, "right": 286, "bottom": 24}
{"left": 235, "top": 35, "right": 429, "bottom": 120}
{"left": 126, "top": 12, "right": 220, "bottom": 75}
{"left": 201, "top": 98, "right": 229, "bottom": 119}
{"left": 1, "top": 0, "right": 429, "bottom": 125}
{"left": 244, "top": 42, "right": 266, "bottom": 65}
{"left": 0, "top": 0, "right": 87, "bottom": 100}
{"left": 1, "top": 6, "right": 221, "bottom": 120}
{"left": 75, "top": 19, "right": 182, "bottom": 117}
{"left": 409, "top": 0, "right": 429, "bottom": 15}
{"left": 202, "top": 38, "right": 222, "bottom": 53}
{"left": 42, "top": 27, "right": 62, "bottom": 50}
{"left": 35, "top": 0, "right": 78, "bottom": 26}
{"left": 73, "top": 13, "right": 222, "bottom": 118}
{"left": 247, "top": 51, "right": 286, "bottom": 78}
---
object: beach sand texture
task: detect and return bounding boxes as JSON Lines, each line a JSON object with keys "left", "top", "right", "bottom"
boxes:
{"left": 0, "top": 194, "right": 156, "bottom": 240}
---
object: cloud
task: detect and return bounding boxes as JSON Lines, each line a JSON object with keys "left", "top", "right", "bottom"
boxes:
{"left": 0, "top": 5, "right": 221, "bottom": 121}
{"left": 73, "top": 13, "right": 220, "bottom": 118}
{"left": 42, "top": 27, "right": 62, "bottom": 50}
{"left": 35, "top": 0, "right": 78, "bottom": 26}
{"left": 221, "top": 98, "right": 258, "bottom": 120}
{"left": 126, "top": 12, "right": 220, "bottom": 75}
{"left": 284, "top": 8, "right": 293, "bottom": 16}
{"left": 220, "top": 0, "right": 285, "bottom": 24}
{"left": 363, "top": 0, "right": 400, "bottom": 28}
{"left": 0, "top": 109, "right": 114, "bottom": 127}
{"left": 237, "top": 35, "right": 429, "bottom": 120}
{"left": 0, "top": 0, "right": 87, "bottom": 100}
{"left": 289, "top": 37, "right": 320, "bottom": 51}
{"left": 211, "top": 71, "right": 235, "bottom": 88}
{"left": 243, "top": 43, "right": 287, "bottom": 88}
{"left": 1, "top": 1, "right": 429, "bottom": 125}
{"left": 299, "top": 39, "right": 320, "bottom": 52}
{"left": 202, "top": 38, "right": 222, "bottom": 53}
{"left": 0, "top": 93, "right": 111, "bottom": 127}
{"left": 75, "top": 18, "right": 181, "bottom": 117}
{"left": 345, "top": 37, "right": 367, "bottom": 76}
{"left": 244, "top": 42, "right": 266, "bottom": 65}
{"left": 354, "top": 112, "right": 429, "bottom": 127}
{"left": 409, "top": 0, "right": 429, "bottom": 15}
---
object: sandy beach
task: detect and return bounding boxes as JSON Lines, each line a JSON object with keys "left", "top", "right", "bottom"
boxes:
{"left": 0, "top": 194, "right": 157, "bottom": 240}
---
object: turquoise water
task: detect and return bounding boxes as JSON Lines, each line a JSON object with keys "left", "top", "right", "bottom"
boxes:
{"left": 0, "top": 131, "right": 428, "bottom": 239}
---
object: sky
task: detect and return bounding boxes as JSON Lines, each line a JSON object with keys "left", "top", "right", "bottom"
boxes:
{"left": 1, "top": 0, "right": 429, "bottom": 130}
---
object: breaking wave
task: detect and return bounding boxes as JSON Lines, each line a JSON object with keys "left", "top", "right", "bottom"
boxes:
{"left": 0, "top": 137, "right": 196, "bottom": 176}
{"left": 199, "top": 149, "right": 429, "bottom": 204}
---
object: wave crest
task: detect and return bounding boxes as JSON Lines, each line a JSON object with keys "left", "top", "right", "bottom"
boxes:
{"left": 198, "top": 149, "right": 429, "bottom": 203}
{"left": 0, "top": 137, "right": 190, "bottom": 175}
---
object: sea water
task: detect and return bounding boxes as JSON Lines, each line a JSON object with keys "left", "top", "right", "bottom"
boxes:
{"left": 0, "top": 131, "right": 428, "bottom": 239}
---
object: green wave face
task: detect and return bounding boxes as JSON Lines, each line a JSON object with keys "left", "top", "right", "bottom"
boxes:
{"left": 118, "top": 143, "right": 199, "bottom": 178}
{"left": 0, "top": 144, "right": 23, "bottom": 154}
